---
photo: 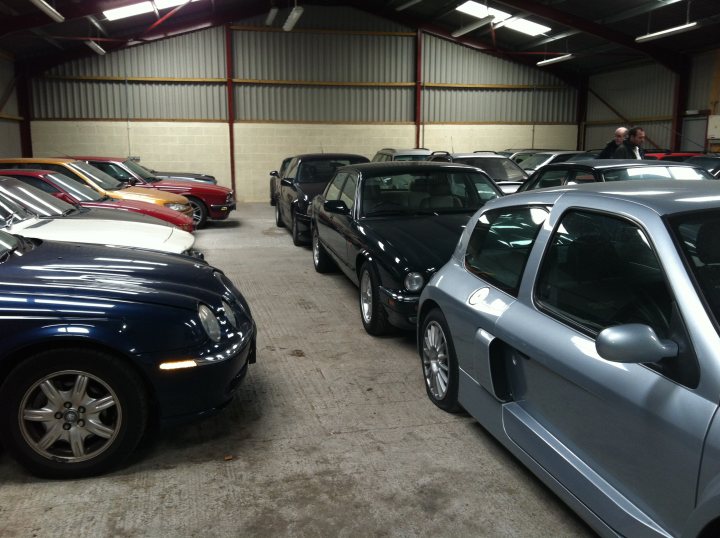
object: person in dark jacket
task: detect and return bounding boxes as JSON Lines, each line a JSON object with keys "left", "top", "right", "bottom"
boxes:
{"left": 613, "top": 127, "right": 646, "bottom": 159}
{"left": 598, "top": 127, "right": 628, "bottom": 159}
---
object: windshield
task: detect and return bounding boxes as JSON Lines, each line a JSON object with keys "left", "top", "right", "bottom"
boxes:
{"left": 669, "top": 210, "right": 720, "bottom": 324}
{"left": 603, "top": 166, "right": 713, "bottom": 181}
{"left": 46, "top": 173, "right": 103, "bottom": 202}
{"left": 361, "top": 170, "right": 499, "bottom": 217}
{"left": 123, "top": 159, "right": 158, "bottom": 182}
{"left": 297, "top": 159, "right": 363, "bottom": 184}
{"left": 0, "top": 181, "right": 76, "bottom": 217}
{"left": 0, "top": 191, "right": 32, "bottom": 226}
{"left": 519, "top": 153, "right": 553, "bottom": 170}
{"left": 454, "top": 157, "right": 527, "bottom": 181}
{"left": 68, "top": 161, "right": 124, "bottom": 190}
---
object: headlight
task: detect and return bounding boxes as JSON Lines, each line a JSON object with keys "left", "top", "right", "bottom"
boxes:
{"left": 404, "top": 272, "right": 424, "bottom": 292}
{"left": 226, "top": 192, "right": 234, "bottom": 203}
{"left": 166, "top": 203, "right": 190, "bottom": 211}
{"left": 198, "top": 304, "right": 221, "bottom": 342}
{"left": 222, "top": 300, "right": 237, "bottom": 328}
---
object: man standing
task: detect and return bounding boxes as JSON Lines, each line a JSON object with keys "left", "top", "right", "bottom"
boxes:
{"left": 613, "top": 127, "right": 646, "bottom": 159}
{"left": 598, "top": 126, "right": 628, "bottom": 159}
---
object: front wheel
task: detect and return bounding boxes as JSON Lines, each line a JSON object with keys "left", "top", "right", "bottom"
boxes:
{"left": 187, "top": 196, "right": 208, "bottom": 228}
{"left": 359, "top": 262, "right": 392, "bottom": 336}
{"left": 420, "top": 309, "right": 460, "bottom": 412}
{"left": 0, "top": 348, "right": 149, "bottom": 478}
{"left": 275, "top": 202, "right": 284, "bottom": 228}
{"left": 313, "top": 227, "right": 335, "bottom": 273}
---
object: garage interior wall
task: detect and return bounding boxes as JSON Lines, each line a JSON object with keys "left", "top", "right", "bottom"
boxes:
{"left": 0, "top": 54, "right": 21, "bottom": 157}
{"left": 29, "top": 5, "right": 580, "bottom": 200}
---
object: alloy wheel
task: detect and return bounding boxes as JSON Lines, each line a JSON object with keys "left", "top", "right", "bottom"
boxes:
{"left": 422, "top": 321, "right": 450, "bottom": 400}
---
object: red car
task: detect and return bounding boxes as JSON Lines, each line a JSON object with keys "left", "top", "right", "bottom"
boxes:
{"left": 0, "top": 169, "right": 195, "bottom": 232}
{"left": 76, "top": 157, "right": 235, "bottom": 227}
{"left": 644, "top": 151, "right": 703, "bottom": 162}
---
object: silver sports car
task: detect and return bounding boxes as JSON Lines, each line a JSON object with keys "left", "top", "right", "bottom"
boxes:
{"left": 418, "top": 180, "right": 720, "bottom": 538}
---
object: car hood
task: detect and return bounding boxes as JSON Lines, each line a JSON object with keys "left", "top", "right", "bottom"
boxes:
{"left": 65, "top": 206, "right": 172, "bottom": 227}
{"left": 363, "top": 213, "right": 471, "bottom": 271}
{"left": 0, "top": 238, "right": 226, "bottom": 311}
{"left": 150, "top": 179, "right": 231, "bottom": 196}
{"left": 113, "top": 186, "right": 188, "bottom": 205}
{"left": 153, "top": 171, "right": 217, "bottom": 184}
{"left": 8, "top": 216, "right": 194, "bottom": 254}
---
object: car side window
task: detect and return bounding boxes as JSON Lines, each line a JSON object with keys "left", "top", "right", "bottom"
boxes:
{"left": 92, "top": 162, "right": 133, "bottom": 181}
{"left": 536, "top": 210, "right": 674, "bottom": 336}
{"left": 535, "top": 210, "right": 698, "bottom": 386}
{"left": 339, "top": 173, "right": 357, "bottom": 211}
{"left": 465, "top": 206, "right": 549, "bottom": 296}
{"left": 324, "top": 172, "right": 347, "bottom": 201}
{"left": 285, "top": 162, "right": 299, "bottom": 180}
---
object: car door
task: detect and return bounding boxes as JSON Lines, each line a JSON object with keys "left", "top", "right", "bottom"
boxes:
{"left": 316, "top": 172, "right": 350, "bottom": 266}
{"left": 279, "top": 160, "right": 300, "bottom": 226}
{"left": 493, "top": 208, "right": 714, "bottom": 536}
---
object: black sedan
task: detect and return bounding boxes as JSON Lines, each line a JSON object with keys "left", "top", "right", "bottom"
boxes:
{"left": 275, "top": 153, "right": 369, "bottom": 245}
{"left": 310, "top": 161, "right": 503, "bottom": 335}
{"left": 518, "top": 159, "right": 714, "bottom": 191}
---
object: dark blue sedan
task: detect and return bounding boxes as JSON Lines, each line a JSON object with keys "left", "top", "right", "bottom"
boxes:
{"left": 0, "top": 231, "right": 255, "bottom": 478}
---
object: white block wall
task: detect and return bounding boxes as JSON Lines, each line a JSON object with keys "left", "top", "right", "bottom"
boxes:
{"left": 31, "top": 120, "right": 578, "bottom": 202}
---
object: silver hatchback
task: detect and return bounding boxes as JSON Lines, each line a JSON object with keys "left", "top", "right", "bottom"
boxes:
{"left": 418, "top": 180, "right": 720, "bottom": 537}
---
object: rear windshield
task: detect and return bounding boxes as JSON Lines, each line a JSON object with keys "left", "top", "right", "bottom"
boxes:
{"left": 297, "top": 158, "right": 366, "bottom": 183}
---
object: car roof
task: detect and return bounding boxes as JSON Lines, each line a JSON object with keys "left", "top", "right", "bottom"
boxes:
{"left": 449, "top": 153, "right": 507, "bottom": 159}
{"left": 489, "top": 180, "right": 720, "bottom": 216}
{"left": 546, "top": 159, "right": 706, "bottom": 170}
{"left": 376, "top": 148, "right": 432, "bottom": 155}
{"left": 0, "top": 168, "right": 56, "bottom": 176}
{"left": 293, "top": 153, "right": 369, "bottom": 161}
{"left": 73, "top": 156, "right": 126, "bottom": 161}
{"left": 0, "top": 157, "right": 75, "bottom": 164}
{"left": 338, "top": 161, "right": 490, "bottom": 175}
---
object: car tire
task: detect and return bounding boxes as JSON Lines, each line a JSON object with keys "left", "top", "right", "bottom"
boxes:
{"left": 0, "top": 348, "right": 149, "bottom": 479}
{"left": 359, "top": 262, "right": 392, "bottom": 336}
{"left": 420, "top": 309, "right": 461, "bottom": 412}
{"left": 270, "top": 184, "right": 276, "bottom": 206}
{"left": 291, "top": 210, "right": 304, "bottom": 246}
{"left": 275, "top": 202, "right": 284, "bottom": 228}
{"left": 312, "top": 226, "right": 335, "bottom": 273}
{"left": 187, "top": 196, "right": 208, "bottom": 228}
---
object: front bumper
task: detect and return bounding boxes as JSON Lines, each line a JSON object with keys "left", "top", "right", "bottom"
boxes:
{"left": 378, "top": 286, "right": 420, "bottom": 330}
{"left": 144, "top": 321, "right": 256, "bottom": 424}
{"left": 209, "top": 201, "right": 236, "bottom": 220}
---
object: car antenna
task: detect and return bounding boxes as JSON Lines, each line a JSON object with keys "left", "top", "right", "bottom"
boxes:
{"left": 451, "top": 137, "right": 454, "bottom": 153}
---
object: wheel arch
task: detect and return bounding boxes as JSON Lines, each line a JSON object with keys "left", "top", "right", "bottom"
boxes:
{"left": 0, "top": 339, "right": 155, "bottom": 413}
{"left": 417, "top": 298, "right": 442, "bottom": 350}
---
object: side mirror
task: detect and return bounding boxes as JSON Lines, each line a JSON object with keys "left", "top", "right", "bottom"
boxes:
{"left": 270, "top": 171, "right": 279, "bottom": 177}
{"left": 280, "top": 178, "right": 294, "bottom": 187}
{"left": 324, "top": 199, "right": 349, "bottom": 215}
{"left": 596, "top": 324, "right": 678, "bottom": 364}
{"left": 128, "top": 178, "right": 138, "bottom": 186}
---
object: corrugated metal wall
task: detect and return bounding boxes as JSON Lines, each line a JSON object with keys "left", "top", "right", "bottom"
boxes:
{"left": 30, "top": 5, "right": 580, "bottom": 124}
{"left": 422, "top": 36, "right": 575, "bottom": 123}
{"left": 0, "top": 56, "right": 22, "bottom": 157}
{"left": 688, "top": 49, "right": 719, "bottom": 112}
{"left": 585, "top": 122, "right": 672, "bottom": 151}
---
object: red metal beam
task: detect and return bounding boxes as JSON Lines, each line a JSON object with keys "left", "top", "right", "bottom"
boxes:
{"left": 225, "top": 23, "right": 236, "bottom": 197}
{"left": 415, "top": 28, "right": 423, "bottom": 148}
{"left": 142, "top": 0, "right": 192, "bottom": 36}
{"left": 492, "top": 0, "right": 686, "bottom": 74}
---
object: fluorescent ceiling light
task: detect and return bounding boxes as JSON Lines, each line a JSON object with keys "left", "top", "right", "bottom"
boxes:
{"left": 84, "top": 40, "right": 107, "bottom": 55}
{"left": 504, "top": 18, "right": 550, "bottom": 36}
{"left": 282, "top": 6, "right": 304, "bottom": 32}
{"left": 635, "top": 21, "right": 698, "bottom": 42}
{"left": 265, "top": 7, "right": 279, "bottom": 25}
{"left": 456, "top": 1, "right": 550, "bottom": 36}
{"left": 451, "top": 15, "right": 494, "bottom": 37}
{"left": 456, "top": 2, "right": 511, "bottom": 23}
{"left": 154, "top": 0, "right": 200, "bottom": 9}
{"left": 537, "top": 53, "right": 574, "bottom": 66}
{"left": 28, "top": 0, "right": 64, "bottom": 23}
{"left": 103, "top": 2, "right": 154, "bottom": 21}
{"left": 395, "top": 0, "right": 422, "bottom": 10}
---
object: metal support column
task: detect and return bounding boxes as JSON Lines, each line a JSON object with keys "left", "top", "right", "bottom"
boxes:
{"left": 225, "top": 24, "right": 236, "bottom": 196}
{"left": 415, "top": 29, "right": 423, "bottom": 148}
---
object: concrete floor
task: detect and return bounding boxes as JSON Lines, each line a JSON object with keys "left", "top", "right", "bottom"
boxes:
{"left": 0, "top": 203, "right": 595, "bottom": 537}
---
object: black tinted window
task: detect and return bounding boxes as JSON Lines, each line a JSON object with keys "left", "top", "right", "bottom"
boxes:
{"left": 464, "top": 206, "right": 548, "bottom": 296}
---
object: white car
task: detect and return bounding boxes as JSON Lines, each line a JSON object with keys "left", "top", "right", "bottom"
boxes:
{"left": 0, "top": 177, "right": 198, "bottom": 256}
